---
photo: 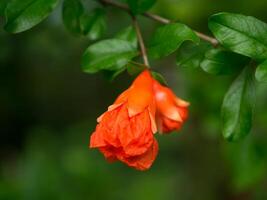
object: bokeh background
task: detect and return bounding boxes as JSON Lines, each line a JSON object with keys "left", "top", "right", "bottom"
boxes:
{"left": 1, "top": 0, "right": 267, "bottom": 199}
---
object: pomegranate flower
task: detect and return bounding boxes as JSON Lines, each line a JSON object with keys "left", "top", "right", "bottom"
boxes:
{"left": 153, "top": 79, "right": 189, "bottom": 133}
{"left": 90, "top": 70, "right": 158, "bottom": 170}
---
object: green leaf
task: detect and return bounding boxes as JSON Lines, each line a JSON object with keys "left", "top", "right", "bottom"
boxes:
{"left": 176, "top": 41, "right": 212, "bottom": 68}
{"left": 80, "top": 8, "right": 106, "bottom": 40}
{"left": 4, "top": 0, "right": 59, "bottom": 33}
{"left": 127, "top": 0, "right": 156, "bottom": 15}
{"left": 221, "top": 66, "right": 255, "bottom": 141}
{"left": 82, "top": 39, "right": 138, "bottom": 73}
{"left": 99, "top": 27, "right": 138, "bottom": 80}
{"left": 62, "top": 0, "right": 84, "bottom": 35}
{"left": 255, "top": 60, "right": 267, "bottom": 82}
{"left": 115, "top": 26, "right": 137, "bottom": 48}
{"left": 200, "top": 49, "right": 249, "bottom": 75}
{"left": 151, "top": 71, "right": 168, "bottom": 86}
{"left": 0, "top": 0, "right": 8, "bottom": 16}
{"left": 148, "top": 23, "right": 199, "bottom": 59}
{"left": 209, "top": 12, "right": 267, "bottom": 61}
{"left": 127, "top": 61, "right": 146, "bottom": 76}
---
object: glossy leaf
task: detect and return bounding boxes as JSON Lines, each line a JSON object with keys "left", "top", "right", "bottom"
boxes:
{"left": 80, "top": 8, "right": 106, "bottom": 40}
{"left": 115, "top": 26, "right": 137, "bottom": 48}
{"left": 176, "top": 41, "right": 212, "bottom": 68}
{"left": 100, "top": 27, "right": 138, "bottom": 80}
{"left": 4, "top": 0, "right": 59, "bottom": 33}
{"left": 209, "top": 12, "right": 267, "bottom": 61}
{"left": 82, "top": 39, "right": 138, "bottom": 73}
{"left": 221, "top": 66, "right": 255, "bottom": 141}
{"left": 200, "top": 49, "right": 249, "bottom": 75}
{"left": 148, "top": 23, "right": 199, "bottom": 59}
{"left": 127, "top": 0, "right": 156, "bottom": 15}
{"left": 62, "top": 0, "right": 84, "bottom": 35}
{"left": 255, "top": 60, "right": 267, "bottom": 82}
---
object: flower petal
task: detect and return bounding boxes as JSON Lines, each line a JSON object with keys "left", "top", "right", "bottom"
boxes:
{"left": 175, "top": 97, "right": 190, "bottom": 107}
{"left": 119, "top": 108, "right": 154, "bottom": 156}
{"left": 114, "top": 89, "right": 130, "bottom": 105}
{"left": 155, "top": 91, "right": 183, "bottom": 122}
{"left": 99, "top": 146, "right": 118, "bottom": 162}
{"left": 127, "top": 70, "right": 153, "bottom": 117}
{"left": 162, "top": 117, "right": 182, "bottom": 133}
{"left": 97, "top": 106, "right": 124, "bottom": 147}
{"left": 153, "top": 80, "right": 185, "bottom": 122}
{"left": 90, "top": 126, "right": 107, "bottom": 148}
{"left": 119, "top": 139, "right": 158, "bottom": 171}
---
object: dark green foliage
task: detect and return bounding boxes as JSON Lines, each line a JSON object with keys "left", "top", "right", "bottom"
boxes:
{"left": 148, "top": 23, "right": 199, "bottom": 59}
{"left": 127, "top": 0, "right": 156, "bottom": 15}
{"left": 115, "top": 26, "right": 137, "bottom": 48}
{"left": 80, "top": 8, "right": 106, "bottom": 40}
{"left": 0, "top": 0, "right": 8, "bottom": 16}
{"left": 4, "top": 0, "right": 59, "bottom": 33}
{"left": 82, "top": 39, "right": 138, "bottom": 73}
{"left": 176, "top": 41, "right": 212, "bottom": 69}
{"left": 221, "top": 66, "right": 255, "bottom": 141}
{"left": 209, "top": 12, "right": 267, "bottom": 61}
{"left": 62, "top": 0, "right": 84, "bottom": 35}
{"left": 255, "top": 60, "right": 267, "bottom": 82}
{"left": 200, "top": 49, "right": 249, "bottom": 75}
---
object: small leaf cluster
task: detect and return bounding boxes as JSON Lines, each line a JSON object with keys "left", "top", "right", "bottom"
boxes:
{"left": 177, "top": 12, "right": 267, "bottom": 141}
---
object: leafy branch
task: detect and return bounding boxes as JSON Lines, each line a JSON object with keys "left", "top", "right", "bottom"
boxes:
{"left": 100, "top": 0, "right": 219, "bottom": 47}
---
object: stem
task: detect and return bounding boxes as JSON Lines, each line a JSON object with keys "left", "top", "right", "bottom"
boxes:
{"left": 132, "top": 16, "right": 150, "bottom": 67}
{"left": 100, "top": 0, "right": 219, "bottom": 47}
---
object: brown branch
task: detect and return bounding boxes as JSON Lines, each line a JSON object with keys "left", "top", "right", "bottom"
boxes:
{"left": 132, "top": 16, "right": 150, "bottom": 67}
{"left": 100, "top": 0, "right": 219, "bottom": 47}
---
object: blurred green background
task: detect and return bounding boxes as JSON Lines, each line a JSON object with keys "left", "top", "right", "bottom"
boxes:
{"left": 1, "top": 0, "right": 267, "bottom": 199}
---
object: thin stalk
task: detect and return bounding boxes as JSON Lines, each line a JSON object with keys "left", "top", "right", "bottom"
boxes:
{"left": 132, "top": 16, "right": 150, "bottom": 67}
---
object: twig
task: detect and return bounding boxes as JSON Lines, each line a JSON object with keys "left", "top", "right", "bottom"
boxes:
{"left": 132, "top": 16, "right": 150, "bottom": 67}
{"left": 100, "top": 0, "right": 219, "bottom": 47}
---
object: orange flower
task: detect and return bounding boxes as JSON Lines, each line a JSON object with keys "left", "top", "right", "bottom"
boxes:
{"left": 90, "top": 70, "right": 158, "bottom": 170}
{"left": 153, "top": 79, "right": 189, "bottom": 133}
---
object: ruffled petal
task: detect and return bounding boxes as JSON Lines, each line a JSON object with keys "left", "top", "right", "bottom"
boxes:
{"left": 90, "top": 126, "right": 107, "bottom": 148}
{"left": 118, "top": 107, "right": 154, "bottom": 156}
{"left": 119, "top": 139, "right": 158, "bottom": 171}
{"left": 99, "top": 146, "right": 118, "bottom": 162}
{"left": 95, "top": 106, "right": 124, "bottom": 148}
